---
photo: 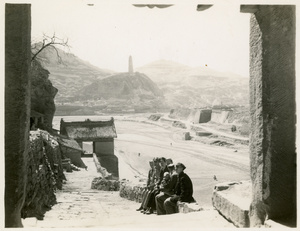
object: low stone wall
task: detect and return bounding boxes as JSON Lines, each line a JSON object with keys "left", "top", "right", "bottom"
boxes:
{"left": 119, "top": 180, "right": 146, "bottom": 203}
{"left": 91, "top": 177, "right": 120, "bottom": 191}
{"left": 119, "top": 181, "right": 203, "bottom": 214}
{"left": 21, "top": 130, "right": 65, "bottom": 220}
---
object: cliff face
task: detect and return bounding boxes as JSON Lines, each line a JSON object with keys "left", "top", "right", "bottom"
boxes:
{"left": 31, "top": 60, "right": 57, "bottom": 131}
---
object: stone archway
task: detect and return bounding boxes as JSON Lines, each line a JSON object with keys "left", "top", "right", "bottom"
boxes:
{"left": 4, "top": 3, "right": 296, "bottom": 228}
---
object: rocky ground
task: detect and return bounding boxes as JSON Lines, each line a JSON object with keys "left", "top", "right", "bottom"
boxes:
{"left": 23, "top": 158, "right": 234, "bottom": 229}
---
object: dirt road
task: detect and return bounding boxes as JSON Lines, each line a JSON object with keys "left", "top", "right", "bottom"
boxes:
{"left": 114, "top": 120, "right": 250, "bottom": 206}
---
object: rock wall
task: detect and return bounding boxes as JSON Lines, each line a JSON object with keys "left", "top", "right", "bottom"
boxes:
{"left": 21, "top": 130, "right": 65, "bottom": 220}
{"left": 31, "top": 60, "right": 58, "bottom": 132}
{"left": 247, "top": 5, "right": 296, "bottom": 226}
{"left": 5, "top": 4, "right": 31, "bottom": 227}
{"left": 119, "top": 180, "right": 145, "bottom": 203}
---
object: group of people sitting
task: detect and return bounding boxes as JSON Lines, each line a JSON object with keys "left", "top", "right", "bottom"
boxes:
{"left": 136, "top": 157, "right": 194, "bottom": 215}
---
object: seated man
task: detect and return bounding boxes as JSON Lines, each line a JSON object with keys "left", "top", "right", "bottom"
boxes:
{"left": 140, "top": 157, "right": 160, "bottom": 213}
{"left": 155, "top": 163, "right": 178, "bottom": 215}
{"left": 166, "top": 158, "right": 173, "bottom": 166}
{"left": 136, "top": 160, "right": 155, "bottom": 211}
{"left": 164, "top": 162, "right": 195, "bottom": 215}
{"left": 143, "top": 157, "right": 169, "bottom": 214}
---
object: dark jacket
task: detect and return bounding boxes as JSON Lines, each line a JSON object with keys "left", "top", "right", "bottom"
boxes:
{"left": 158, "top": 165, "right": 169, "bottom": 185}
{"left": 174, "top": 172, "right": 194, "bottom": 203}
{"left": 147, "top": 168, "right": 155, "bottom": 188}
{"left": 161, "top": 172, "right": 178, "bottom": 196}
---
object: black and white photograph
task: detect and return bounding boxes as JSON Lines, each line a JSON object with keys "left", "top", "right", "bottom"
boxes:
{"left": 2, "top": 0, "right": 298, "bottom": 229}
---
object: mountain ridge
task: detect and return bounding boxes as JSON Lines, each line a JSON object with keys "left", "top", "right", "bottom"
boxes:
{"left": 136, "top": 59, "right": 248, "bottom": 84}
{"left": 33, "top": 44, "right": 114, "bottom": 103}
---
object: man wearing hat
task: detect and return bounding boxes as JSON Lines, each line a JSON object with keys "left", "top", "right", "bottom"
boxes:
{"left": 155, "top": 163, "right": 178, "bottom": 215}
{"left": 164, "top": 162, "right": 195, "bottom": 214}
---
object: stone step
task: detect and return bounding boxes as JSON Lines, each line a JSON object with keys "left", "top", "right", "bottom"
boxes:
{"left": 212, "top": 181, "right": 251, "bottom": 227}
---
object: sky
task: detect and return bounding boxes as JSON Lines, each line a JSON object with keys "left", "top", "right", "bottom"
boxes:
{"left": 30, "top": 0, "right": 251, "bottom": 76}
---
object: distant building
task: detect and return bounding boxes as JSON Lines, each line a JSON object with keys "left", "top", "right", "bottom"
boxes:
{"left": 60, "top": 117, "right": 118, "bottom": 178}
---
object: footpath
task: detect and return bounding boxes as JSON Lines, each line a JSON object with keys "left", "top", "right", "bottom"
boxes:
{"left": 23, "top": 158, "right": 234, "bottom": 229}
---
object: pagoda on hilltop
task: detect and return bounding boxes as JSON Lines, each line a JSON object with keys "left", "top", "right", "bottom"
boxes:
{"left": 128, "top": 55, "right": 133, "bottom": 74}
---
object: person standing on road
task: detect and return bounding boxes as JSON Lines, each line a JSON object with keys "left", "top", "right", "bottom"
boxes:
{"left": 155, "top": 163, "right": 178, "bottom": 215}
{"left": 164, "top": 163, "right": 195, "bottom": 214}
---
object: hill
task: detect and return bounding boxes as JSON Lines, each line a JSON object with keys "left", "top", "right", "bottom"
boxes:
{"left": 33, "top": 44, "right": 114, "bottom": 103}
{"left": 136, "top": 59, "right": 246, "bottom": 83}
{"left": 75, "top": 72, "right": 166, "bottom": 113}
{"left": 136, "top": 60, "right": 189, "bottom": 83}
{"left": 136, "top": 60, "right": 249, "bottom": 108}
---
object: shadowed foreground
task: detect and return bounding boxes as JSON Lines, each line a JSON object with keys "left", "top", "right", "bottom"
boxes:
{"left": 23, "top": 158, "right": 234, "bottom": 228}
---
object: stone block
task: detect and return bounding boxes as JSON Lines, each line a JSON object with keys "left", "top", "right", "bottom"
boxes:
{"left": 178, "top": 202, "right": 203, "bottom": 213}
{"left": 195, "top": 132, "right": 212, "bottom": 137}
{"left": 212, "top": 181, "right": 251, "bottom": 227}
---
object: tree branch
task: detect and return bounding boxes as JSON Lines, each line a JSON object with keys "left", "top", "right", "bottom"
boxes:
{"left": 31, "top": 33, "right": 70, "bottom": 64}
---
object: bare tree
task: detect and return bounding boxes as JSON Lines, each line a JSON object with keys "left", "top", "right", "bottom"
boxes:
{"left": 31, "top": 33, "right": 70, "bottom": 64}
